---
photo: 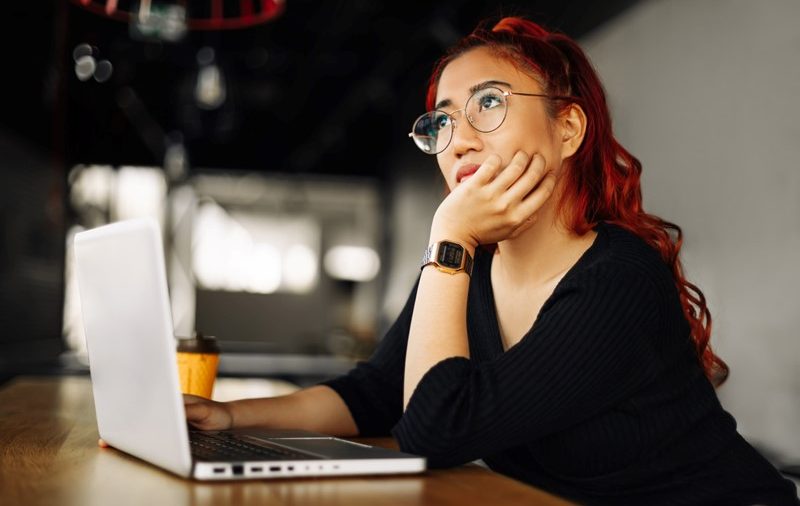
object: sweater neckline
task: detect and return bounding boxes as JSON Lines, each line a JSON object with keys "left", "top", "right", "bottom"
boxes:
{"left": 478, "top": 222, "right": 608, "bottom": 356}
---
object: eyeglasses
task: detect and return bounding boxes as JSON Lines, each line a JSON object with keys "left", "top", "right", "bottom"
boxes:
{"left": 408, "top": 86, "right": 574, "bottom": 155}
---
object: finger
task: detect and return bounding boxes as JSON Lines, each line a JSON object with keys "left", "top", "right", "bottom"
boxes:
{"left": 489, "top": 150, "right": 529, "bottom": 191}
{"left": 98, "top": 438, "right": 109, "bottom": 448}
{"left": 184, "top": 400, "right": 210, "bottom": 423}
{"left": 517, "top": 171, "right": 557, "bottom": 218}
{"left": 183, "top": 393, "right": 206, "bottom": 405}
{"left": 469, "top": 153, "right": 503, "bottom": 185}
{"left": 506, "top": 153, "right": 548, "bottom": 202}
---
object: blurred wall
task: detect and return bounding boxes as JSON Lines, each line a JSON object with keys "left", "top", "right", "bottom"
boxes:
{"left": 0, "top": 129, "right": 66, "bottom": 373}
{"left": 381, "top": 150, "right": 442, "bottom": 333}
{"left": 582, "top": 0, "right": 800, "bottom": 463}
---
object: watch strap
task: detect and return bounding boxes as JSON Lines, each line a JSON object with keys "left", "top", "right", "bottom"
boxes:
{"left": 463, "top": 251, "right": 474, "bottom": 275}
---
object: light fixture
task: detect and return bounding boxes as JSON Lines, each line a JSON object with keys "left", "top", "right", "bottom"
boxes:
{"left": 194, "top": 47, "right": 226, "bottom": 110}
{"left": 72, "top": 43, "right": 113, "bottom": 82}
{"left": 324, "top": 245, "right": 381, "bottom": 282}
{"left": 71, "top": 0, "right": 285, "bottom": 32}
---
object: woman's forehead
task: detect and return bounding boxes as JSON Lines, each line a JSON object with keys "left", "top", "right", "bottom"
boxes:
{"left": 436, "top": 47, "right": 540, "bottom": 103}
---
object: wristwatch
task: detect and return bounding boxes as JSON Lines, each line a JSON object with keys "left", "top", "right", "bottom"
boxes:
{"left": 421, "top": 241, "right": 474, "bottom": 276}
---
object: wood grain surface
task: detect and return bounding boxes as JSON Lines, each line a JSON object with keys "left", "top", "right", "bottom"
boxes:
{"left": 0, "top": 376, "right": 575, "bottom": 506}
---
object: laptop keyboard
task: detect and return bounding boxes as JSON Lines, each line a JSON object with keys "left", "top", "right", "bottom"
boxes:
{"left": 190, "top": 431, "right": 320, "bottom": 461}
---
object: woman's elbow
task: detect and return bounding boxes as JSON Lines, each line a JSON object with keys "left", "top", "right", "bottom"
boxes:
{"left": 397, "top": 438, "right": 467, "bottom": 468}
{"left": 393, "top": 421, "right": 474, "bottom": 468}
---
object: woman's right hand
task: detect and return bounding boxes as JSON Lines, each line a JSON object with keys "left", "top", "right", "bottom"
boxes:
{"left": 431, "top": 151, "right": 556, "bottom": 248}
{"left": 184, "top": 394, "right": 234, "bottom": 430}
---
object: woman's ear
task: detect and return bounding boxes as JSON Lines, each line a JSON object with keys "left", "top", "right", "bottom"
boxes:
{"left": 558, "top": 103, "right": 587, "bottom": 160}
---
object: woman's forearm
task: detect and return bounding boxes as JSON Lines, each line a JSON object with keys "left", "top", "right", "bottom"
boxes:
{"left": 403, "top": 243, "right": 473, "bottom": 409}
{"left": 227, "top": 385, "right": 359, "bottom": 436}
{"left": 402, "top": 152, "right": 545, "bottom": 409}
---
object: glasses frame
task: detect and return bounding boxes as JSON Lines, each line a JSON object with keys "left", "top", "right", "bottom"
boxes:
{"left": 408, "top": 87, "right": 575, "bottom": 155}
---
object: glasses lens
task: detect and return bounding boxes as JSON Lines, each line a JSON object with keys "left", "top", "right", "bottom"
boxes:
{"left": 466, "top": 87, "right": 507, "bottom": 132}
{"left": 411, "top": 111, "right": 451, "bottom": 154}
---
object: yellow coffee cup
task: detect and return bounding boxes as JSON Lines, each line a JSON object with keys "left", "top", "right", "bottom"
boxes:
{"left": 176, "top": 331, "right": 220, "bottom": 399}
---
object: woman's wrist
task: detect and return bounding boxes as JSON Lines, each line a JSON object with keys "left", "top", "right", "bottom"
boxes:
{"left": 428, "top": 221, "right": 477, "bottom": 255}
{"left": 227, "top": 396, "right": 283, "bottom": 429}
{"left": 226, "top": 399, "right": 245, "bottom": 429}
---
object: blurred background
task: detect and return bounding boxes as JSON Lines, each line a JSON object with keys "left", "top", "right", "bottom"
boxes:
{"left": 1, "top": 0, "right": 798, "bottom": 482}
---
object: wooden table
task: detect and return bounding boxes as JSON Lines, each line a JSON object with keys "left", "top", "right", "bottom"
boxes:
{"left": 0, "top": 376, "right": 576, "bottom": 506}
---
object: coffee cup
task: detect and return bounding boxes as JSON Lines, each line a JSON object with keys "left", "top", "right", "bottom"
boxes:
{"left": 176, "top": 331, "right": 220, "bottom": 399}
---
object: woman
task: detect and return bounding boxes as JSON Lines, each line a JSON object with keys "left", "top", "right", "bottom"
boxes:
{"left": 184, "top": 17, "right": 798, "bottom": 505}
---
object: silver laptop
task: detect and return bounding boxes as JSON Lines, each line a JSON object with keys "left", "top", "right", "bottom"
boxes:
{"left": 73, "top": 217, "right": 425, "bottom": 480}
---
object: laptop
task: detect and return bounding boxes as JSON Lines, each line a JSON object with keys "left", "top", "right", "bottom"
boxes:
{"left": 73, "top": 217, "right": 426, "bottom": 480}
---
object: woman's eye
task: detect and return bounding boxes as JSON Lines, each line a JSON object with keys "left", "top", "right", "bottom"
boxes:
{"left": 478, "top": 94, "right": 503, "bottom": 111}
{"left": 434, "top": 115, "right": 450, "bottom": 131}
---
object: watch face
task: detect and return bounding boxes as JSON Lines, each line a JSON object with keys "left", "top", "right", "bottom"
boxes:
{"left": 437, "top": 241, "right": 464, "bottom": 268}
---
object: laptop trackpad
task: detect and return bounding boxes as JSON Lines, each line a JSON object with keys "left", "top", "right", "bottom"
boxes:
{"left": 257, "top": 437, "right": 405, "bottom": 460}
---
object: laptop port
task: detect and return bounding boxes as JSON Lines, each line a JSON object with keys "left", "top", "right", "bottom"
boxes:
{"left": 232, "top": 464, "right": 244, "bottom": 476}
{"left": 269, "top": 466, "right": 281, "bottom": 472}
{"left": 251, "top": 466, "right": 263, "bottom": 473}
{"left": 213, "top": 467, "right": 225, "bottom": 474}
{"left": 287, "top": 466, "right": 295, "bottom": 471}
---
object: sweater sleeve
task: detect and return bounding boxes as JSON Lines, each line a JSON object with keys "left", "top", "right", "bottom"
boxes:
{"left": 319, "top": 279, "right": 419, "bottom": 436}
{"left": 392, "top": 263, "right": 662, "bottom": 467}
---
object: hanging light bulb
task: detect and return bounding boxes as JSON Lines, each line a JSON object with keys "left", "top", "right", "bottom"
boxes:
{"left": 72, "top": 43, "right": 114, "bottom": 83}
{"left": 194, "top": 46, "right": 226, "bottom": 110}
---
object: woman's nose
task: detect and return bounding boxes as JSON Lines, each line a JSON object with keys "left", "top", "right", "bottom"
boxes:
{"left": 450, "top": 113, "right": 483, "bottom": 157}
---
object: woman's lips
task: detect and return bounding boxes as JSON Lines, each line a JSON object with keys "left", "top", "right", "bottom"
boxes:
{"left": 455, "top": 163, "right": 480, "bottom": 183}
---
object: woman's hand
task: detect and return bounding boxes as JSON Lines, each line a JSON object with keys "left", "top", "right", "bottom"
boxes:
{"left": 431, "top": 151, "right": 556, "bottom": 247}
{"left": 183, "top": 394, "right": 234, "bottom": 430}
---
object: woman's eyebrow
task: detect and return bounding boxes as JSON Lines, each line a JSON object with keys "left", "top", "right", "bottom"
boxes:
{"left": 470, "top": 79, "right": 513, "bottom": 94}
{"left": 434, "top": 80, "right": 513, "bottom": 110}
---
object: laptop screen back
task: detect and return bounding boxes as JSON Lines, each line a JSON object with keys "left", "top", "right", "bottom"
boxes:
{"left": 74, "top": 218, "right": 193, "bottom": 477}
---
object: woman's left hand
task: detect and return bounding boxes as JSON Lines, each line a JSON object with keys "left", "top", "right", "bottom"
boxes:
{"left": 430, "top": 150, "right": 556, "bottom": 248}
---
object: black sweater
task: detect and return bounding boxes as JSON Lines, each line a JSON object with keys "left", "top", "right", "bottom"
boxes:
{"left": 323, "top": 222, "right": 798, "bottom": 505}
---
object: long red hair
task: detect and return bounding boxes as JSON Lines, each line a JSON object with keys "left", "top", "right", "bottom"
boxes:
{"left": 425, "top": 17, "right": 728, "bottom": 386}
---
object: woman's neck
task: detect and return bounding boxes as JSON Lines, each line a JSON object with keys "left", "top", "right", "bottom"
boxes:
{"left": 494, "top": 200, "right": 596, "bottom": 287}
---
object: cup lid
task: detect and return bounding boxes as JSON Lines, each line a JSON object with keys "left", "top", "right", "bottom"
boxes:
{"left": 176, "top": 331, "right": 220, "bottom": 353}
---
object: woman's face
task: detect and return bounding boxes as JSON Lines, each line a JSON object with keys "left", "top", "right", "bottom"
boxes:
{"left": 434, "top": 47, "right": 565, "bottom": 190}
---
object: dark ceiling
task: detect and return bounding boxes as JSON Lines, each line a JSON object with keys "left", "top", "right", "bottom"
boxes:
{"left": 4, "top": 0, "right": 641, "bottom": 180}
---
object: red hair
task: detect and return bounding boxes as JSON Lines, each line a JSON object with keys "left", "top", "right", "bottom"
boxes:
{"left": 425, "top": 17, "right": 728, "bottom": 386}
